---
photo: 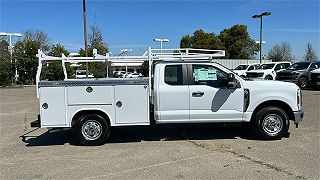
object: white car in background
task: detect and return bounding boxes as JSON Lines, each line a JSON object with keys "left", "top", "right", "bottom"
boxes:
{"left": 233, "top": 63, "right": 260, "bottom": 78}
{"left": 73, "top": 70, "right": 94, "bottom": 79}
{"left": 126, "top": 72, "right": 142, "bottom": 78}
{"left": 246, "top": 62, "right": 291, "bottom": 80}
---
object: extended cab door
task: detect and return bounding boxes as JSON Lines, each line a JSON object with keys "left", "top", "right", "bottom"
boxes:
{"left": 156, "top": 64, "right": 189, "bottom": 123}
{"left": 188, "top": 64, "right": 244, "bottom": 122}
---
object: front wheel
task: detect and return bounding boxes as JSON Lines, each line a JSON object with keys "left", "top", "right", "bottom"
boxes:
{"left": 76, "top": 114, "right": 110, "bottom": 145}
{"left": 265, "top": 75, "right": 273, "bottom": 80}
{"left": 253, "top": 106, "right": 289, "bottom": 140}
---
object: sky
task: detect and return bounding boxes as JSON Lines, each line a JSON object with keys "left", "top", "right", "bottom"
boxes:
{"left": 1, "top": 0, "right": 319, "bottom": 60}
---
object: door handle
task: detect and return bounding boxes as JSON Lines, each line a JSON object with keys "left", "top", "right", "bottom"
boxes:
{"left": 192, "top": 91, "right": 204, "bottom": 97}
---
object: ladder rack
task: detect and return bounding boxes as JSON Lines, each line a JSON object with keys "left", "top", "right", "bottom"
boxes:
{"left": 36, "top": 47, "right": 225, "bottom": 97}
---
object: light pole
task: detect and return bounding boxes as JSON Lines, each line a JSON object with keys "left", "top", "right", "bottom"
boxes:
{"left": 153, "top": 38, "right": 169, "bottom": 55}
{"left": 120, "top": 49, "right": 132, "bottom": 76}
{"left": 0, "top": 32, "right": 22, "bottom": 85}
{"left": 83, "top": 0, "right": 89, "bottom": 78}
{"left": 252, "top": 12, "right": 271, "bottom": 63}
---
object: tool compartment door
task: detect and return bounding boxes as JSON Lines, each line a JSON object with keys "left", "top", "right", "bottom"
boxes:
{"left": 115, "top": 85, "right": 149, "bottom": 124}
{"left": 39, "top": 87, "right": 66, "bottom": 126}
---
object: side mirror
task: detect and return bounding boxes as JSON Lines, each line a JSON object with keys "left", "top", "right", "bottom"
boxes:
{"left": 227, "top": 73, "right": 238, "bottom": 88}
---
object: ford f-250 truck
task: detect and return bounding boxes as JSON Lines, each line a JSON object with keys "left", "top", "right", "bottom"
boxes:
{"left": 31, "top": 48, "right": 304, "bottom": 145}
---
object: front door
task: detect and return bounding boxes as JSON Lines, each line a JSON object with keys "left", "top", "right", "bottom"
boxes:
{"left": 189, "top": 64, "right": 244, "bottom": 122}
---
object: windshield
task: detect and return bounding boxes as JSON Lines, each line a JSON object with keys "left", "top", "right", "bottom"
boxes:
{"left": 234, "top": 65, "right": 249, "bottom": 70}
{"left": 288, "top": 62, "right": 310, "bottom": 70}
{"left": 258, "top": 64, "right": 275, "bottom": 69}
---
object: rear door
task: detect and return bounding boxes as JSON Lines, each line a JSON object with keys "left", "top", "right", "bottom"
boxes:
{"left": 157, "top": 64, "right": 189, "bottom": 123}
{"left": 188, "top": 64, "right": 244, "bottom": 122}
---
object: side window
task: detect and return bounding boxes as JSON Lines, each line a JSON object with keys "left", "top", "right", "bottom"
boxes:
{"left": 254, "top": 64, "right": 260, "bottom": 70}
{"left": 192, "top": 65, "right": 227, "bottom": 88}
{"left": 310, "top": 63, "right": 320, "bottom": 69}
{"left": 284, "top": 63, "right": 291, "bottom": 68}
{"left": 248, "top": 65, "right": 254, "bottom": 71}
{"left": 275, "top": 64, "right": 285, "bottom": 70}
{"left": 164, "top": 65, "right": 183, "bottom": 85}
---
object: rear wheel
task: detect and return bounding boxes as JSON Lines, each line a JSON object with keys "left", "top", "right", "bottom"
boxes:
{"left": 253, "top": 106, "right": 289, "bottom": 140}
{"left": 76, "top": 114, "right": 110, "bottom": 145}
{"left": 298, "top": 77, "right": 308, "bottom": 89}
{"left": 265, "top": 75, "right": 273, "bottom": 80}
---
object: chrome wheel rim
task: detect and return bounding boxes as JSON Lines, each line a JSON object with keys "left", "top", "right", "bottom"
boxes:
{"left": 81, "top": 120, "right": 102, "bottom": 141}
{"left": 262, "top": 114, "right": 283, "bottom": 135}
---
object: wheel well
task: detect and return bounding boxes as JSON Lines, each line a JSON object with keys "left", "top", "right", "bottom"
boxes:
{"left": 251, "top": 100, "right": 294, "bottom": 123}
{"left": 71, "top": 110, "right": 111, "bottom": 127}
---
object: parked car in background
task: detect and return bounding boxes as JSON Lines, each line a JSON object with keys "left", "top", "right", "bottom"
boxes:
{"left": 246, "top": 62, "right": 291, "bottom": 80}
{"left": 126, "top": 72, "right": 142, "bottom": 78}
{"left": 276, "top": 61, "right": 320, "bottom": 89}
{"left": 113, "top": 71, "right": 125, "bottom": 78}
{"left": 309, "top": 68, "right": 320, "bottom": 90}
{"left": 233, "top": 63, "right": 260, "bottom": 78}
{"left": 72, "top": 70, "right": 94, "bottom": 79}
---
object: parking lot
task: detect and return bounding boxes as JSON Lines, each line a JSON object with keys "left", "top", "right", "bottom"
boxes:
{"left": 0, "top": 86, "right": 319, "bottom": 179}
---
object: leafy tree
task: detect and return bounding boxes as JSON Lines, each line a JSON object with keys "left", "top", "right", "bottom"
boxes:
{"left": 180, "top": 29, "right": 223, "bottom": 50}
{"left": 79, "top": 24, "right": 109, "bottom": 78}
{"left": 180, "top": 25, "right": 258, "bottom": 59}
{"left": 304, "top": 43, "right": 318, "bottom": 62}
{"left": 140, "top": 60, "right": 149, "bottom": 77}
{"left": 41, "top": 44, "right": 74, "bottom": 80}
{"left": 14, "top": 30, "right": 51, "bottom": 84}
{"left": 267, "top": 42, "right": 294, "bottom": 62}
{"left": 0, "top": 40, "right": 12, "bottom": 86}
{"left": 218, "top": 24, "right": 258, "bottom": 59}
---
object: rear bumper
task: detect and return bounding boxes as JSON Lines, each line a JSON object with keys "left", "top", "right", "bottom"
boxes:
{"left": 31, "top": 114, "right": 41, "bottom": 127}
{"left": 293, "top": 109, "right": 304, "bottom": 124}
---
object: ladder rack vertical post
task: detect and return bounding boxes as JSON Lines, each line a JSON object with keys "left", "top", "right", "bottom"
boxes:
{"left": 148, "top": 47, "right": 152, "bottom": 97}
{"left": 36, "top": 49, "right": 43, "bottom": 98}
{"left": 61, "top": 54, "right": 68, "bottom": 80}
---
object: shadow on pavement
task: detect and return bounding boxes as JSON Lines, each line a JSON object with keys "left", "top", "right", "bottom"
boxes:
{"left": 21, "top": 123, "right": 266, "bottom": 147}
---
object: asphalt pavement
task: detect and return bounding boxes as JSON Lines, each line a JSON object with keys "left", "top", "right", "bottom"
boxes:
{"left": 0, "top": 87, "right": 319, "bottom": 179}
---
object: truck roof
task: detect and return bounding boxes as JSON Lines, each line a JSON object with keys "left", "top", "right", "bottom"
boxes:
{"left": 156, "top": 60, "right": 214, "bottom": 64}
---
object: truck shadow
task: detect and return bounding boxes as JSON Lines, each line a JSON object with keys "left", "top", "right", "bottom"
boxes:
{"left": 21, "top": 123, "right": 278, "bottom": 147}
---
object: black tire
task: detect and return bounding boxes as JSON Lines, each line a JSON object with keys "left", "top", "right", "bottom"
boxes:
{"left": 76, "top": 114, "right": 110, "bottom": 146}
{"left": 298, "top": 77, "right": 308, "bottom": 89}
{"left": 265, "top": 75, "right": 273, "bottom": 80}
{"left": 253, "top": 106, "right": 289, "bottom": 140}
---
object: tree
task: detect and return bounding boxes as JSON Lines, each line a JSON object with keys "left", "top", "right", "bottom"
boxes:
{"left": 180, "top": 25, "right": 258, "bottom": 59}
{"left": 267, "top": 42, "right": 294, "bottom": 62}
{"left": 304, "top": 43, "right": 318, "bottom": 62}
{"left": 14, "top": 30, "right": 51, "bottom": 84}
{"left": 180, "top": 29, "right": 223, "bottom": 50}
{"left": 218, "top": 24, "right": 258, "bottom": 59}
{"left": 41, "top": 44, "right": 74, "bottom": 80}
{"left": 24, "top": 29, "right": 51, "bottom": 52}
{"left": 79, "top": 24, "right": 109, "bottom": 78}
{"left": 140, "top": 60, "right": 149, "bottom": 77}
{"left": 0, "top": 40, "right": 11, "bottom": 86}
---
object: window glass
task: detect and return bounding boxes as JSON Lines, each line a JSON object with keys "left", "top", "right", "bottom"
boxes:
{"left": 258, "top": 64, "right": 275, "bottom": 69}
{"left": 165, "top": 65, "right": 183, "bottom": 85}
{"left": 234, "top": 65, "right": 248, "bottom": 70}
{"left": 254, "top": 64, "right": 261, "bottom": 70}
{"left": 288, "top": 62, "right": 310, "bottom": 70}
{"left": 275, "top": 64, "right": 284, "bottom": 70}
{"left": 192, "top": 65, "right": 227, "bottom": 88}
{"left": 248, "top": 65, "right": 254, "bottom": 71}
{"left": 310, "top": 62, "right": 320, "bottom": 69}
{"left": 284, "top": 63, "right": 291, "bottom": 68}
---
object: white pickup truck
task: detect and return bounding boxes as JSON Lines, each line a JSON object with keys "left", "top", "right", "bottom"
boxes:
{"left": 32, "top": 48, "right": 304, "bottom": 145}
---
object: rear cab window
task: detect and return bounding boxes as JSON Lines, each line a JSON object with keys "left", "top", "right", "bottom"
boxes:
{"left": 164, "top": 65, "right": 183, "bottom": 85}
